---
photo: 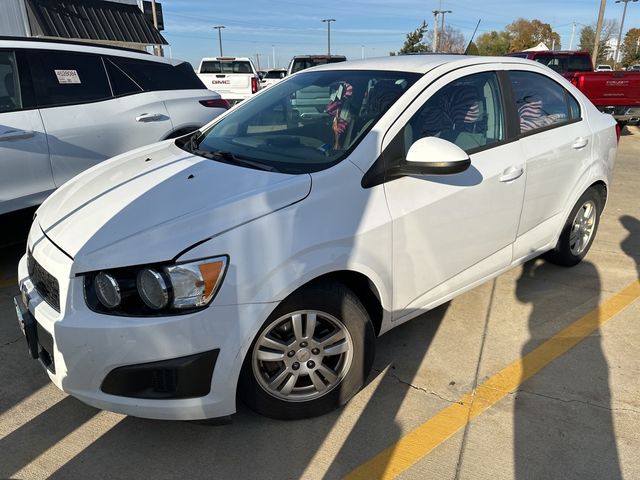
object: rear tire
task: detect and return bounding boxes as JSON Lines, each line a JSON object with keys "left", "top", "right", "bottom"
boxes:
{"left": 238, "top": 282, "right": 375, "bottom": 420}
{"left": 546, "top": 187, "right": 602, "bottom": 267}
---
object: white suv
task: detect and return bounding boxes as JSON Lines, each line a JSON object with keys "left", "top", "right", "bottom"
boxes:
{"left": 196, "top": 57, "right": 261, "bottom": 103}
{"left": 0, "top": 37, "right": 228, "bottom": 215}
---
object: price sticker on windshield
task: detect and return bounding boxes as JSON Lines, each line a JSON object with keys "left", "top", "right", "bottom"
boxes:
{"left": 54, "top": 69, "right": 81, "bottom": 84}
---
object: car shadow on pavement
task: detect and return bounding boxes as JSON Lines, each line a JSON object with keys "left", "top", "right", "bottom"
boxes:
{"left": 22, "top": 307, "right": 446, "bottom": 480}
{"left": 513, "top": 259, "right": 622, "bottom": 480}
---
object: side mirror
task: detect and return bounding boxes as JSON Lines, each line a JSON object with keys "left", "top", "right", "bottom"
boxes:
{"left": 402, "top": 136, "right": 471, "bottom": 176}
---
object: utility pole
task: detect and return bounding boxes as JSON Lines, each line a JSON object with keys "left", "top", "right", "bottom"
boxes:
{"left": 321, "top": 19, "right": 336, "bottom": 56}
{"left": 614, "top": 0, "right": 638, "bottom": 68}
{"left": 213, "top": 25, "right": 225, "bottom": 57}
{"left": 569, "top": 21, "right": 576, "bottom": 50}
{"left": 151, "top": 0, "right": 163, "bottom": 56}
{"left": 432, "top": 9, "right": 452, "bottom": 52}
{"left": 433, "top": 10, "right": 439, "bottom": 52}
{"left": 593, "top": 0, "right": 607, "bottom": 68}
{"left": 272, "top": 45, "right": 276, "bottom": 68}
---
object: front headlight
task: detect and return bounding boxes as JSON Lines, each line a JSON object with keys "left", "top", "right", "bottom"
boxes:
{"left": 84, "top": 256, "right": 228, "bottom": 316}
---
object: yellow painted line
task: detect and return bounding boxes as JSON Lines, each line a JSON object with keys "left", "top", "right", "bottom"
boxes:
{"left": 345, "top": 280, "right": 640, "bottom": 480}
{"left": 0, "top": 277, "right": 17, "bottom": 289}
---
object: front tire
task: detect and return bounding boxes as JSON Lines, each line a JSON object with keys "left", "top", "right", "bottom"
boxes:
{"left": 546, "top": 187, "right": 602, "bottom": 267}
{"left": 238, "top": 282, "right": 375, "bottom": 420}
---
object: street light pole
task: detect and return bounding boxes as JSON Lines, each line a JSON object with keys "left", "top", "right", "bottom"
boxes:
{"left": 614, "top": 0, "right": 638, "bottom": 68}
{"left": 272, "top": 45, "right": 276, "bottom": 68}
{"left": 593, "top": 0, "right": 607, "bottom": 68}
{"left": 322, "top": 19, "right": 336, "bottom": 56}
{"left": 213, "top": 25, "right": 225, "bottom": 57}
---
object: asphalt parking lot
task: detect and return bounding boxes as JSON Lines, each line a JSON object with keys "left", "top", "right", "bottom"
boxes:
{"left": 1, "top": 129, "right": 639, "bottom": 480}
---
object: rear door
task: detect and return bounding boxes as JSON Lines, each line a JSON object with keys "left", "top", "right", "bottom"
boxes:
{"left": 507, "top": 68, "right": 593, "bottom": 258}
{"left": 0, "top": 49, "right": 52, "bottom": 214}
{"left": 29, "top": 50, "right": 171, "bottom": 187}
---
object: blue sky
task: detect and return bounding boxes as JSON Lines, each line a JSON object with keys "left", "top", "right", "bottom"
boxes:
{"left": 160, "top": 0, "right": 640, "bottom": 68}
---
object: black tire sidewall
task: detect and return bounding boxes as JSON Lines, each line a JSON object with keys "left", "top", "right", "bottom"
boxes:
{"left": 238, "top": 282, "right": 375, "bottom": 420}
{"left": 550, "top": 188, "right": 602, "bottom": 266}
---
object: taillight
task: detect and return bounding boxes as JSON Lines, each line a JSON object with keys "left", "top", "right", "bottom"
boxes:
{"left": 199, "top": 98, "right": 230, "bottom": 109}
{"left": 251, "top": 76, "right": 259, "bottom": 94}
{"left": 615, "top": 123, "right": 621, "bottom": 143}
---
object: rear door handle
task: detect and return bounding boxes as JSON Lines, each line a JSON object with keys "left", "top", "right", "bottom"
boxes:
{"left": 572, "top": 137, "right": 589, "bottom": 149}
{"left": 0, "top": 129, "right": 35, "bottom": 141}
{"left": 499, "top": 166, "right": 524, "bottom": 182}
{"left": 135, "top": 113, "right": 164, "bottom": 122}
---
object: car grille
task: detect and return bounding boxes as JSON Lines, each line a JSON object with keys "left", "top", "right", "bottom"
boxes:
{"left": 27, "top": 252, "right": 60, "bottom": 312}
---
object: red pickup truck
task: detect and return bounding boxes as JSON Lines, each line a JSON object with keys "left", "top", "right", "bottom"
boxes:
{"left": 506, "top": 51, "right": 640, "bottom": 125}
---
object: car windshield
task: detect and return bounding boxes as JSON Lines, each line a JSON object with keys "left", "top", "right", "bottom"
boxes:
{"left": 179, "top": 69, "right": 421, "bottom": 174}
{"left": 265, "top": 70, "right": 286, "bottom": 79}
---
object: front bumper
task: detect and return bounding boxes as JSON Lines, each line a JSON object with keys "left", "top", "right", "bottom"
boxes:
{"left": 17, "top": 231, "right": 276, "bottom": 420}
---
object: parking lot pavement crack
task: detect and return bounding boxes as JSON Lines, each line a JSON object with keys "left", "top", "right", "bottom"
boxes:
{"left": 1, "top": 336, "right": 22, "bottom": 347}
{"left": 372, "top": 367, "right": 464, "bottom": 404}
{"left": 517, "top": 389, "right": 640, "bottom": 415}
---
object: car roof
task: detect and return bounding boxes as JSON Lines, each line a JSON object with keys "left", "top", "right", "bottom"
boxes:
{"left": 0, "top": 36, "right": 179, "bottom": 65}
{"left": 302, "top": 54, "right": 539, "bottom": 74}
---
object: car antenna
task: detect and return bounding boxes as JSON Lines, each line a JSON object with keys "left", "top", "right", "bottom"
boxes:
{"left": 464, "top": 19, "right": 481, "bottom": 55}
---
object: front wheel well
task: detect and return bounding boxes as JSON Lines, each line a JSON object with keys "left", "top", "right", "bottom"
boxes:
{"left": 288, "top": 271, "right": 383, "bottom": 336}
{"left": 164, "top": 126, "right": 200, "bottom": 140}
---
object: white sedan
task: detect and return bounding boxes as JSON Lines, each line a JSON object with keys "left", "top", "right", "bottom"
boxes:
{"left": 15, "top": 55, "right": 618, "bottom": 421}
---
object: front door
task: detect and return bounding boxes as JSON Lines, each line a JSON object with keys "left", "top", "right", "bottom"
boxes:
{"left": 382, "top": 68, "right": 526, "bottom": 318}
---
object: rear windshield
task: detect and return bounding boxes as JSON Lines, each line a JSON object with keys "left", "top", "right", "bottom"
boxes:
{"left": 200, "top": 61, "right": 253, "bottom": 74}
{"left": 265, "top": 70, "right": 286, "bottom": 79}
{"left": 290, "top": 57, "right": 347, "bottom": 74}
{"left": 534, "top": 54, "right": 592, "bottom": 73}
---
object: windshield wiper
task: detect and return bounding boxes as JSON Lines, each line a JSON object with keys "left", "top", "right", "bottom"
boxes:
{"left": 192, "top": 149, "right": 279, "bottom": 172}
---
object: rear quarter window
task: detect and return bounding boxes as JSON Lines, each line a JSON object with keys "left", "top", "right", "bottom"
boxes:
{"left": 110, "top": 57, "right": 205, "bottom": 92}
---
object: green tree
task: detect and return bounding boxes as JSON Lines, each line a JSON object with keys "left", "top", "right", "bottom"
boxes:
{"left": 466, "top": 41, "right": 479, "bottom": 55}
{"left": 399, "top": 21, "right": 430, "bottom": 54}
{"left": 621, "top": 27, "right": 640, "bottom": 66}
{"left": 476, "top": 30, "right": 511, "bottom": 56}
{"left": 506, "top": 18, "right": 560, "bottom": 51}
{"left": 578, "top": 20, "right": 618, "bottom": 65}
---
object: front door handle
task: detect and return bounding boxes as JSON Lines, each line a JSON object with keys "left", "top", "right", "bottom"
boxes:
{"left": 0, "top": 129, "right": 35, "bottom": 141}
{"left": 499, "top": 166, "right": 524, "bottom": 183}
{"left": 572, "top": 137, "right": 589, "bottom": 149}
{"left": 135, "top": 113, "right": 165, "bottom": 122}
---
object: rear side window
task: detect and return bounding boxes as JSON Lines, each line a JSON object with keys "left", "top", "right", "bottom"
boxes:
{"left": 509, "top": 71, "right": 573, "bottom": 134}
{"left": 0, "top": 51, "right": 22, "bottom": 112}
{"left": 200, "top": 61, "right": 253, "bottom": 74}
{"left": 110, "top": 57, "right": 205, "bottom": 91}
{"left": 104, "top": 59, "right": 142, "bottom": 96}
{"left": 29, "top": 50, "right": 111, "bottom": 108}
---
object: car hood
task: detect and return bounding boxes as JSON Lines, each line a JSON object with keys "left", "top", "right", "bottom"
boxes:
{"left": 36, "top": 141, "right": 311, "bottom": 273}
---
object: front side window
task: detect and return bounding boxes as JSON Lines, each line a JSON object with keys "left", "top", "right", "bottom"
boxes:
{"left": 510, "top": 71, "right": 573, "bottom": 134}
{"left": 0, "top": 51, "right": 22, "bottom": 112}
{"left": 179, "top": 70, "right": 420, "bottom": 173}
{"left": 403, "top": 71, "right": 505, "bottom": 153}
{"left": 29, "top": 50, "right": 111, "bottom": 108}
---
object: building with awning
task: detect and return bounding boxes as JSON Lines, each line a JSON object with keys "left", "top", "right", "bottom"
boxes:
{"left": 0, "top": 0, "right": 167, "bottom": 51}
